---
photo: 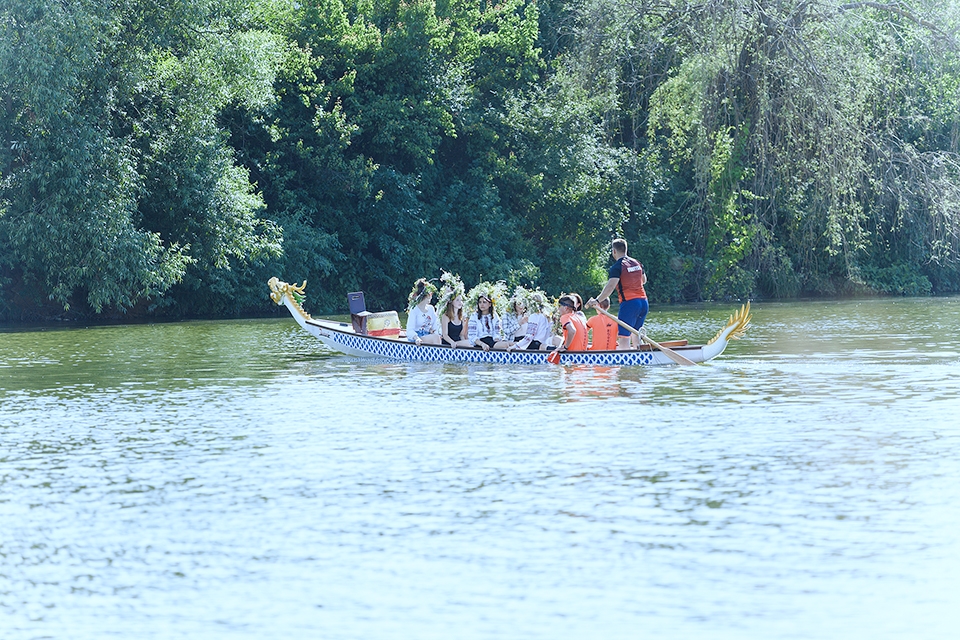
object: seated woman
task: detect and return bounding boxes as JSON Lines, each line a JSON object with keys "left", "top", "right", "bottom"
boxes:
{"left": 554, "top": 294, "right": 589, "bottom": 353}
{"left": 406, "top": 278, "right": 442, "bottom": 345}
{"left": 501, "top": 287, "right": 530, "bottom": 346}
{"left": 512, "top": 289, "right": 561, "bottom": 351}
{"left": 571, "top": 293, "right": 588, "bottom": 321}
{"left": 466, "top": 281, "right": 510, "bottom": 351}
{"left": 436, "top": 271, "right": 473, "bottom": 348}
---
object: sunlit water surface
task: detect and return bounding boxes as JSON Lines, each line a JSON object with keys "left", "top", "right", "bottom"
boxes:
{"left": 2, "top": 298, "right": 959, "bottom": 639}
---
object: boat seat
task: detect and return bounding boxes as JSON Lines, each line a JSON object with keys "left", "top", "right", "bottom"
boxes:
{"left": 348, "top": 291, "right": 371, "bottom": 334}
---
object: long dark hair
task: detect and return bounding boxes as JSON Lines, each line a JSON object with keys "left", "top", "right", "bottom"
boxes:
{"left": 476, "top": 295, "right": 492, "bottom": 318}
{"left": 413, "top": 278, "right": 430, "bottom": 300}
{"left": 476, "top": 295, "right": 494, "bottom": 334}
{"left": 408, "top": 277, "right": 436, "bottom": 310}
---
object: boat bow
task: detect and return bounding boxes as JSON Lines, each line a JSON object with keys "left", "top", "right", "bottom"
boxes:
{"left": 268, "top": 277, "right": 312, "bottom": 327}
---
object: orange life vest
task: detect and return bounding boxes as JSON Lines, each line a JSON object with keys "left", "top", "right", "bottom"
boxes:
{"left": 561, "top": 312, "right": 589, "bottom": 351}
{"left": 616, "top": 256, "right": 647, "bottom": 302}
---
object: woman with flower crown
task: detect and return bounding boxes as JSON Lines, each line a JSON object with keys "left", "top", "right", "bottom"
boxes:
{"left": 435, "top": 272, "right": 473, "bottom": 348}
{"left": 501, "top": 287, "right": 530, "bottom": 345}
{"left": 511, "top": 288, "right": 561, "bottom": 351}
{"left": 406, "top": 278, "right": 442, "bottom": 345}
{"left": 466, "top": 281, "right": 510, "bottom": 351}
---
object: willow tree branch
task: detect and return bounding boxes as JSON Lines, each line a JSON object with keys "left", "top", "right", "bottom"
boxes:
{"left": 839, "top": 2, "right": 958, "bottom": 50}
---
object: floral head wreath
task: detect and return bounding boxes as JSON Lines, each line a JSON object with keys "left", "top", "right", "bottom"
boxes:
{"left": 465, "top": 280, "right": 508, "bottom": 317}
{"left": 521, "top": 287, "right": 555, "bottom": 317}
{"left": 435, "top": 271, "right": 466, "bottom": 318}
{"left": 407, "top": 278, "right": 438, "bottom": 311}
{"left": 506, "top": 285, "right": 531, "bottom": 315}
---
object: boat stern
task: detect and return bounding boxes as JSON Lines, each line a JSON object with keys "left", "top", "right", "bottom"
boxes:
{"left": 700, "top": 301, "right": 752, "bottom": 362}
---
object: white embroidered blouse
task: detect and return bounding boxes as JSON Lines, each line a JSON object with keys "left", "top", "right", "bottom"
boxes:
{"left": 406, "top": 304, "right": 438, "bottom": 341}
{"left": 514, "top": 313, "right": 555, "bottom": 349}
{"left": 467, "top": 313, "right": 502, "bottom": 342}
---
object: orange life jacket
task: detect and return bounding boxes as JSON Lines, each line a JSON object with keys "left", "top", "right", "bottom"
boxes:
{"left": 617, "top": 256, "right": 647, "bottom": 302}
{"left": 561, "top": 312, "right": 589, "bottom": 351}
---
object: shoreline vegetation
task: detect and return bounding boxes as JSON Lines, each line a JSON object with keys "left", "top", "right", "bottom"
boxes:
{"left": 3, "top": 1, "right": 960, "bottom": 324}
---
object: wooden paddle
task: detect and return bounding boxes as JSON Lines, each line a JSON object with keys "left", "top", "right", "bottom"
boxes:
{"left": 591, "top": 305, "right": 697, "bottom": 366}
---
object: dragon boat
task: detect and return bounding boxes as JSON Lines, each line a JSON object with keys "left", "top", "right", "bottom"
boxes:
{"left": 268, "top": 277, "right": 751, "bottom": 366}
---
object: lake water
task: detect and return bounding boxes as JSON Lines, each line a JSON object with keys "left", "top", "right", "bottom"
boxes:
{"left": 2, "top": 297, "right": 959, "bottom": 639}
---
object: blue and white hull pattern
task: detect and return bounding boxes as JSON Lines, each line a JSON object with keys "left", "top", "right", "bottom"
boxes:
{"left": 269, "top": 277, "right": 751, "bottom": 366}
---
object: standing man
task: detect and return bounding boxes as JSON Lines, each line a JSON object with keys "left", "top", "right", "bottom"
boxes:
{"left": 587, "top": 238, "right": 648, "bottom": 350}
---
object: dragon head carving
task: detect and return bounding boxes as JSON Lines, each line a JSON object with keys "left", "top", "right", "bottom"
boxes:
{"left": 268, "top": 277, "right": 311, "bottom": 318}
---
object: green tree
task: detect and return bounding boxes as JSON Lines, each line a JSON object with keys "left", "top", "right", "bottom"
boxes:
{"left": 0, "top": 0, "right": 284, "bottom": 318}
{"left": 567, "top": 0, "right": 960, "bottom": 299}
{"left": 241, "top": 0, "right": 558, "bottom": 312}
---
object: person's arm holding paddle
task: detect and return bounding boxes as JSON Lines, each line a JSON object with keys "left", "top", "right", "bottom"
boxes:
{"left": 587, "top": 301, "right": 696, "bottom": 366}
{"left": 586, "top": 243, "right": 646, "bottom": 309}
{"left": 556, "top": 295, "right": 587, "bottom": 353}
{"left": 587, "top": 276, "right": 619, "bottom": 310}
{"left": 557, "top": 322, "right": 575, "bottom": 353}
{"left": 588, "top": 238, "right": 648, "bottom": 350}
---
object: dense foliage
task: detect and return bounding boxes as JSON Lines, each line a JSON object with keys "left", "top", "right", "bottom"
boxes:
{"left": 2, "top": 0, "right": 960, "bottom": 320}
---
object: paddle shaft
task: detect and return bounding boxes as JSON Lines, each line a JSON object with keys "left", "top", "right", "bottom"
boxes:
{"left": 592, "top": 305, "right": 697, "bottom": 366}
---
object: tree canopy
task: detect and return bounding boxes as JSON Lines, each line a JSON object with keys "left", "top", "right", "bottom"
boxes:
{"left": 3, "top": 0, "right": 960, "bottom": 320}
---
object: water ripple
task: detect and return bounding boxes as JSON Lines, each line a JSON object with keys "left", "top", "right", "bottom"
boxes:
{"left": 2, "top": 301, "right": 960, "bottom": 639}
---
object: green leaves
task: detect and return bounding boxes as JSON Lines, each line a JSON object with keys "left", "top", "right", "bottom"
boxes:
{"left": 5, "top": 0, "right": 960, "bottom": 320}
{"left": 612, "top": 0, "right": 960, "bottom": 298}
{"left": 0, "top": 0, "right": 284, "bottom": 317}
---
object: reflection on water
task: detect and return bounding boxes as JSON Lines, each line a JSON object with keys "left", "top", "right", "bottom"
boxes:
{"left": 2, "top": 298, "right": 960, "bottom": 639}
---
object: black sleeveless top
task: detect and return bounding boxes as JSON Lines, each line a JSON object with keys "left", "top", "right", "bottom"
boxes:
{"left": 447, "top": 320, "right": 463, "bottom": 342}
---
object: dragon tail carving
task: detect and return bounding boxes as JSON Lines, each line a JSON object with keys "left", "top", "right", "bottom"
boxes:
{"left": 707, "top": 301, "right": 751, "bottom": 345}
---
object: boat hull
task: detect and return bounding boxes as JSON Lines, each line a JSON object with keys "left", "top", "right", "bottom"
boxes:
{"left": 267, "top": 277, "right": 751, "bottom": 367}
{"left": 305, "top": 318, "right": 695, "bottom": 365}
